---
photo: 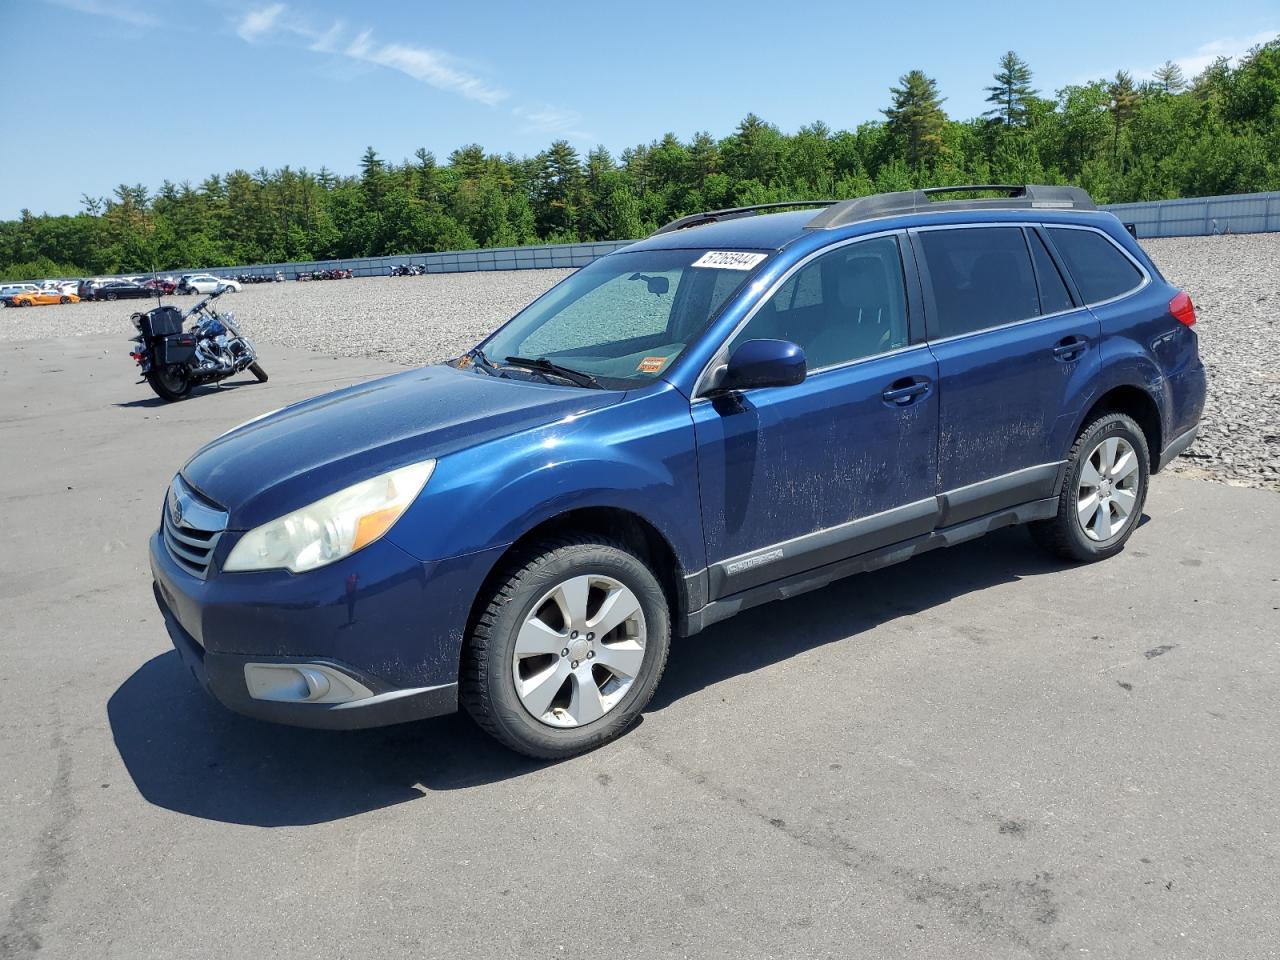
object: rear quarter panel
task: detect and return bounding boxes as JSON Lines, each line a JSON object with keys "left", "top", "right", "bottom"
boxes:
{"left": 1089, "top": 276, "right": 1202, "bottom": 454}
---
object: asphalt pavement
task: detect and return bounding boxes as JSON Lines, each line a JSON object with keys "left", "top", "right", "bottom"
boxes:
{"left": 2, "top": 337, "right": 1277, "bottom": 960}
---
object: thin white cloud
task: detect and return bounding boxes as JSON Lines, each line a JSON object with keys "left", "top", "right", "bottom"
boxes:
{"left": 236, "top": 3, "right": 284, "bottom": 43}
{"left": 308, "top": 19, "right": 344, "bottom": 54}
{"left": 1134, "top": 29, "right": 1277, "bottom": 83}
{"left": 231, "top": 4, "right": 507, "bottom": 105}
{"left": 512, "top": 105, "right": 595, "bottom": 142}
{"left": 46, "top": 0, "right": 158, "bottom": 28}
{"left": 344, "top": 31, "right": 507, "bottom": 105}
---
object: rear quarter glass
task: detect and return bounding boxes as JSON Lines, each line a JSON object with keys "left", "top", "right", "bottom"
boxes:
{"left": 1047, "top": 228, "right": 1144, "bottom": 303}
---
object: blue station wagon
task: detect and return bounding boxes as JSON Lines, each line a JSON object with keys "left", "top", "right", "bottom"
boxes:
{"left": 150, "top": 184, "right": 1206, "bottom": 758}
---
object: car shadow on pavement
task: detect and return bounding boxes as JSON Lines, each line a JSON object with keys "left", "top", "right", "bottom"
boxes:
{"left": 651, "top": 525, "right": 1094, "bottom": 710}
{"left": 107, "top": 524, "right": 1118, "bottom": 827}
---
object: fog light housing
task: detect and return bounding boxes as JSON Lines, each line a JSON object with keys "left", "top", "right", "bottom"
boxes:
{"left": 243, "top": 663, "right": 374, "bottom": 704}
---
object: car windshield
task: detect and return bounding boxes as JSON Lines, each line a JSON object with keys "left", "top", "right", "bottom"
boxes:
{"left": 475, "top": 249, "right": 768, "bottom": 389}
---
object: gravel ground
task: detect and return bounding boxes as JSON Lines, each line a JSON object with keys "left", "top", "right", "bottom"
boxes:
{"left": 3, "top": 234, "right": 1275, "bottom": 488}
{"left": 1140, "top": 235, "right": 1279, "bottom": 489}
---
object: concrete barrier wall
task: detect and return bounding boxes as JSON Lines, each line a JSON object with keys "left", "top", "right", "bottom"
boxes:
{"left": 214, "top": 240, "right": 637, "bottom": 281}
{"left": 1103, "top": 191, "right": 1280, "bottom": 239}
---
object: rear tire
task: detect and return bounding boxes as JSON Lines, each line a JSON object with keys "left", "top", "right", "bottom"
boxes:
{"left": 248, "top": 362, "right": 268, "bottom": 382}
{"left": 106, "top": 292, "right": 117, "bottom": 301}
{"left": 145, "top": 365, "right": 192, "bottom": 402}
{"left": 462, "top": 536, "right": 671, "bottom": 759}
{"left": 1030, "top": 412, "right": 1149, "bottom": 562}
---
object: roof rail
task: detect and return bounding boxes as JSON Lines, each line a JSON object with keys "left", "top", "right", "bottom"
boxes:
{"left": 805, "top": 184, "right": 1096, "bottom": 230}
{"left": 652, "top": 200, "right": 837, "bottom": 235}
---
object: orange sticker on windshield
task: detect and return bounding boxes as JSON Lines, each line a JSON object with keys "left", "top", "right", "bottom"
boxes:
{"left": 637, "top": 356, "right": 668, "bottom": 374}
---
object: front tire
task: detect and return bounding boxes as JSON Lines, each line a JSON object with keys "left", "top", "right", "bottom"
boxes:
{"left": 248, "top": 361, "right": 268, "bottom": 382}
{"left": 1030, "top": 412, "right": 1149, "bottom": 562}
{"left": 462, "top": 536, "right": 671, "bottom": 759}
{"left": 145, "top": 365, "right": 192, "bottom": 402}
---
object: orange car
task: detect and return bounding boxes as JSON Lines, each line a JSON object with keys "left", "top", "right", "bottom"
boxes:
{"left": 10, "top": 289, "right": 80, "bottom": 306}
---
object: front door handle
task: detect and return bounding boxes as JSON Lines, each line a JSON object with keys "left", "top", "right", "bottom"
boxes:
{"left": 1052, "top": 336, "right": 1089, "bottom": 362}
{"left": 882, "top": 377, "right": 931, "bottom": 405}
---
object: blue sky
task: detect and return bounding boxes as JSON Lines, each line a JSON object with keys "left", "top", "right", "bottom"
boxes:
{"left": 1, "top": 0, "right": 1276, "bottom": 218}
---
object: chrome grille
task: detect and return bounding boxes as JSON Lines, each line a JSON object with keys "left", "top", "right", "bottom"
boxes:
{"left": 162, "top": 476, "right": 228, "bottom": 579}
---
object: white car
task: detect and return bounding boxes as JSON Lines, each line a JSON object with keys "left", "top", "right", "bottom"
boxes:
{"left": 180, "top": 274, "right": 241, "bottom": 295}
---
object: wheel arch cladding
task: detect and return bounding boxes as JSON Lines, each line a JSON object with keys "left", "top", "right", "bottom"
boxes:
{"left": 458, "top": 505, "right": 689, "bottom": 676}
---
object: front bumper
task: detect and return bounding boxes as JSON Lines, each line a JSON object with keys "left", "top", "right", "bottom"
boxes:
{"left": 156, "top": 583, "right": 458, "bottom": 728}
{"left": 149, "top": 529, "right": 506, "bottom": 729}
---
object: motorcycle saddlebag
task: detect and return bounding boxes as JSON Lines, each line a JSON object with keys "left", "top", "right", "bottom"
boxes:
{"left": 141, "top": 306, "right": 184, "bottom": 339}
{"left": 159, "top": 332, "right": 197, "bottom": 365}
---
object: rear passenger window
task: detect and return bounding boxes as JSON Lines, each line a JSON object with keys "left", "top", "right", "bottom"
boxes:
{"left": 1028, "top": 230, "right": 1074, "bottom": 314}
{"left": 729, "top": 236, "right": 908, "bottom": 370}
{"left": 1047, "top": 228, "right": 1143, "bottom": 303}
{"left": 918, "top": 227, "right": 1040, "bottom": 338}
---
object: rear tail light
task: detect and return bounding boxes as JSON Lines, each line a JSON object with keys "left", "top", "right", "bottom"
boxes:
{"left": 1169, "top": 291, "right": 1196, "bottom": 327}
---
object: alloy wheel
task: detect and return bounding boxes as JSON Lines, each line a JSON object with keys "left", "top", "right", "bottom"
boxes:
{"left": 1076, "top": 436, "right": 1140, "bottom": 542}
{"left": 511, "top": 574, "right": 647, "bottom": 728}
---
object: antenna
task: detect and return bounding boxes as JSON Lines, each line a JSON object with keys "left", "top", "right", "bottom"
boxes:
{"left": 151, "top": 245, "right": 163, "bottom": 306}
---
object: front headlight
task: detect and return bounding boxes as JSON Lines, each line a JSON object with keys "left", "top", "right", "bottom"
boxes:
{"left": 223, "top": 460, "right": 435, "bottom": 573}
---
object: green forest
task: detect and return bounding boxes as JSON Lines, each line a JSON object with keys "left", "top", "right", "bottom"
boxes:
{"left": 3, "top": 41, "right": 1279, "bottom": 280}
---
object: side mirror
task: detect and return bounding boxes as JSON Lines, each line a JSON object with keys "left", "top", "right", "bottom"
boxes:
{"left": 712, "top": 339, "right": 807, "bottom": 394}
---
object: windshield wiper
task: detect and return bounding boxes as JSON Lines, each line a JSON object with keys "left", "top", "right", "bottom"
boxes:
{"left": 503, "top": 356, "right": 601, "bottom": 389}
{"left": 466, "top": 346, "right": 501, "bottom": 376}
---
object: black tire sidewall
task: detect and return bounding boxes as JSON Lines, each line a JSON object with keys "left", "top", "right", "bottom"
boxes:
{"left": 1058, "top": 414, "right": 1150, "bottom": 560}
{"left": 146, "top": 366, "right": 192, "bottom": 401}
{"left": 468, "top": 541, "right": 670, "bottom": 758}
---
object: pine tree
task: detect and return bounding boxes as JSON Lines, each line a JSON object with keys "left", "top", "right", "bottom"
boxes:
{"left": 359, "top": 146, "right": 385, "bottom": 204}
{"left": 1106, "top": 70, "right": 1140, "bottom": 159}
{"left": 883, "top": 70, "right": 947, "bottom": 167}
{"left": 1152, "top": 60, "right": 1186, "bottom": 93}
{"left": 984, "top": 51, "right": 1037, "bottom": 125}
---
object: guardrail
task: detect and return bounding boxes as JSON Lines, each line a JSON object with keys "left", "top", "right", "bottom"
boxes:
{"left": 67, "top": 189, "right": 1280, "bottom": 285}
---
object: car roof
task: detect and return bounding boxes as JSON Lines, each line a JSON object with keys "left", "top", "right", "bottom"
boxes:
{"left": 625, "top": 184, "right": 1113, "bottom": 255}
{"left": 625, "top": 210, "right": 816, "bottom": 252}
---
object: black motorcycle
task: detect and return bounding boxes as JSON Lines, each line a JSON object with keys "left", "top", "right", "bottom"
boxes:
{"left": 128, "top": 289, "right": 267, "bottom": 402}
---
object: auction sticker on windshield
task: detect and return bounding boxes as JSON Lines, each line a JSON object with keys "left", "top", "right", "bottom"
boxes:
{"left": 692, "top": 251, "right": 768, "bottom": 270}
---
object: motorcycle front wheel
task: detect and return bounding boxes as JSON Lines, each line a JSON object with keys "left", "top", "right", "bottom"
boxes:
{"left": 146, "top": 365, "right": 192, "bottom": 402}
{"left": 248, "top": 362, "right": 268, "bottom": 382}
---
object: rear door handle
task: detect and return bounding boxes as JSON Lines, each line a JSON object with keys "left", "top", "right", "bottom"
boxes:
{"left": 1052, "top": 336, "right": 1089, "bottom": 361}
{"left": 882, "top": 377, "right": 931, "bottom": 405}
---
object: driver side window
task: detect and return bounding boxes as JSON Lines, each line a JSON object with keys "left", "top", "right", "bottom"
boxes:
{"left": 729, "top": 235, "right": 909, "bottom": 371}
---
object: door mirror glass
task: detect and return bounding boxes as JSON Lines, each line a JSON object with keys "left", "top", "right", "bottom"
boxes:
{"left": 715, "top": 339, "right": 807, "bottom": 393}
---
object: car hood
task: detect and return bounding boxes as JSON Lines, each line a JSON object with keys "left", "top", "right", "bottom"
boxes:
{"left": 181, "top": 364, "right": 621, "bottom": 529}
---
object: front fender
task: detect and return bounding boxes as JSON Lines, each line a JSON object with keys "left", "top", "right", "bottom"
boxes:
{"left": 387, "top": 383, "right": 704, "bottom": 573}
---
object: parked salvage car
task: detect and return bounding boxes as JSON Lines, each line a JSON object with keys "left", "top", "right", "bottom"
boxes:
{"left": 10, "top": 289, "right": 80, "bottom": 306}
{"left": 150, "top": 184, "right": 1205, "bottom": 759}
{"left": 0, "top": 283, "right": 41, "bottom": 306}
{"left": 142, "top": 277, "right": 178, "bottom": 295}
{"left": 94, "top": 280, "right": 156, "bottom": 301}
{"left": 178, "top": 274, "right": 241, "bottom": 295}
